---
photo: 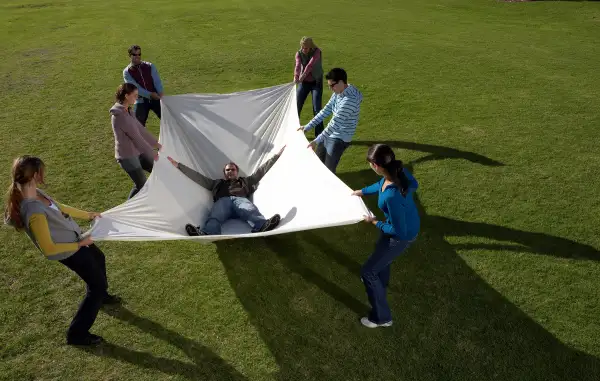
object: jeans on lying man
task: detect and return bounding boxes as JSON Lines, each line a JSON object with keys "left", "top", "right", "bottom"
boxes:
{"left": 202, "top": 196, "right": 268, "bottom": 235}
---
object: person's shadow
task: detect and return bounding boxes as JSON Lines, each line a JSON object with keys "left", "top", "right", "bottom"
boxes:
{"left": 215, "top": 141, "right": 600, "bottom": 381}
{"left": 85, "top": 306, "right": 247, "bottom": 381}
{"left": 353, "top": 139, "right": 505, "bottom": 167}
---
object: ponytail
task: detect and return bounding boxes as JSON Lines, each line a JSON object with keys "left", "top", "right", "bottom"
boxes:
{"left": 385, "top": 160, "right": 410, "bottom": 196}
{"left": 4, "top": 182, "right": 24, "bottom": 229}
{"left": 116, "top": 83, "right": 138, "bottom": 104}
{"left": 366, "top": 144, "right": 409, "bottom": 196}
{"left": 4, "top": 155, "right": 45, "bottom": 230}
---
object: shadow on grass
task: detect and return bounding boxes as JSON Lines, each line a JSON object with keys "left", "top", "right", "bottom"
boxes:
{"left": 351, "top": 139, "right": 506, "bottom": 167}
{"left": 429, "top": 214, "right": 600, "bottom": 260}
{"left": 215, "top": 143, "right": 600, "bottom": 381}
{"left": 85, "top": 306, "right": 247, "bottom": 381}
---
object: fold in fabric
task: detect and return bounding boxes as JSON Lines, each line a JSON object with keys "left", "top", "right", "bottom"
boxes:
{"left": 89, "top": 83, "right": 371, "bottom": 242}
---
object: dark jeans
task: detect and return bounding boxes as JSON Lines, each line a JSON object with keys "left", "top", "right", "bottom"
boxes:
{"left": 134, "top": 98, "right": 161, "bottom": 127}
{"left": 117, "top": 154, "right": 154, "bottom": 199}
{"left": 59, "top": 244, "right": 109, "bottom": 339}
{"left": 202, "top": 196, "right": 267, "bottom": 234}
{"left": 315, "top": 136, "right": 350, "bottom": 174}
{"left": 361, "top": 234, "right": 415, "bottom": 324}
{"left": 297, "top": 80, "right": 324, "bottom": 137}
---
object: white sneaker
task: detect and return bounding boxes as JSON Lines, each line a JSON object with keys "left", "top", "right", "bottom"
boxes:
{"left": 360, "top": 317, "right": 393, "bottom": 328}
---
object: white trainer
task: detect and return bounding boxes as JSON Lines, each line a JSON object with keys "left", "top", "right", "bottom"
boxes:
{"left": 360, "top": 317, "right": 393, "bottom": 328}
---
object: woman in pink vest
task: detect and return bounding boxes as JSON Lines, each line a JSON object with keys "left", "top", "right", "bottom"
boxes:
{"left": 294, "top": 37, "right": 324, "bottom": 139}
{"left": 109, "top": 83, "right": 162, "bottom": 199}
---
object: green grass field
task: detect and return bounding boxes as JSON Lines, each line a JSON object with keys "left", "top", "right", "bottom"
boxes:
{"left": 2, "top": 0, "right": 600, "bottom": 380}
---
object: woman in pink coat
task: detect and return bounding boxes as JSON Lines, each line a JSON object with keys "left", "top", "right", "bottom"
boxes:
{"left": 109, "top": 83, "right": 162, "bottom": 199}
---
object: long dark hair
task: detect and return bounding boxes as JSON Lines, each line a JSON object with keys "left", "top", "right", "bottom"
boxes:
{"left": 366, "top": 144, "right": 410, "bottom": 196}
{"left": 4, "top": 156, "right": 45, "bottom": 230}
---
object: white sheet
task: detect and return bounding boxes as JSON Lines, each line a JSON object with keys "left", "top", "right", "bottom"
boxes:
{"left": 89, "top": 83, "right": 371, "bottom": 242}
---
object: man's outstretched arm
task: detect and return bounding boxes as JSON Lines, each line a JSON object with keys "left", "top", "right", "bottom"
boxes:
{"left": 246, "top": 145, "right": 286, "bottom": 187}
{"left": 167, "top": 156, "right": 216, "bottom": 190}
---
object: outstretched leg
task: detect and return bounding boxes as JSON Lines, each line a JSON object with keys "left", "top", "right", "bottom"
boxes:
{"left": 59, "top": 246, "right": 107, "bottom": 345}
{"left": 323, "top": 137, "right": 350, "bottom": 174}
{"left": 117, "top": 156, "right": 148, "bottom": 200}
{"left": 197, "top": 197, "right": 234, "bottom": 235}
{"left": 232, "top": 197, "right": 280, "bottom": 232}
{"left": 311, "top": 81, "right": 324, "bottom": 138}
{"left": 296, "top": 82, "right": 311, "bottom": 117}
{"left": 360, "top": 235, "right": 413, "bottom": 326}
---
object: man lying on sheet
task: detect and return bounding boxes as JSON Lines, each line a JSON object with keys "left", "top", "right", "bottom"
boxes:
{"left": 167, "top": 146, "right": 285, "bottom": 236}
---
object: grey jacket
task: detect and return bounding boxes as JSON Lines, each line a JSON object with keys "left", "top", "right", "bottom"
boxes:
{"left": 110, "top": 103, "right": 158, "bottom": 160}
{"left": 19, "top": 190, "right": 83, "bottom": 260}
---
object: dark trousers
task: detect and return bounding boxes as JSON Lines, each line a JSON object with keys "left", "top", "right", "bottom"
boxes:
{"left": 297, "top": 80, "right": 324, "bottom": 137}
{"left": 117, "top": 154, "right": 154, "bottom": 199}
{"left": 134, "top": 98, "right": 161, "bottom": 127}
{"left": 315, "top": 136, "right": 350, "bottom": 174}
{"left": 59, "top": 244, "right": 109, "bottom": 339}
{"left": 361, "top": 234, "right": 414, "bottom": 324}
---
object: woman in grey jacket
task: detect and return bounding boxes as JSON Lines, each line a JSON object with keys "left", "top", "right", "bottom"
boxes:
{"left": 4, "top": 156, "right": 121, "bottom": 346}
{"left": 110, "top": 83, "right": 162, "bottom": 199}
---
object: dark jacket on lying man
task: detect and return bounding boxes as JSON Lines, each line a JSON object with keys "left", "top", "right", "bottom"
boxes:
{"left": 176, "top": 153, "right": 282, "bottom": 201}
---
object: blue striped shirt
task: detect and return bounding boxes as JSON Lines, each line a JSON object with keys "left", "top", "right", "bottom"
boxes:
{"left": 304, "top": 84, "right": 363, "bottom": 144}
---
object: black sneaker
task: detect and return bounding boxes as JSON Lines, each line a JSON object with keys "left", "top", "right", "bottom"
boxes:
{"left": 258, "top": 214, "right": 281, "bottom": 232}
{"left": 185, "top": 224, "right": 200, "bottom": 236}
{"left": 67, "top": 333, "right": 104, "bottom": 347}
{"left": 267, "top": 214, "right": 281, "bottom": 231}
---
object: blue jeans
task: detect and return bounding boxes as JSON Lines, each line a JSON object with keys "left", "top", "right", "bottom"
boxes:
{"left": 202, "top": 196, "right": 268, "bottom": 235}
{"left": 297, "top": 80, "right": 324, "bottom": 137}
{"left": 134, "top": 98, "right": 161, "bottom": 127}
{"left": 361, "top": 234, "right": 414, "bottom": 324}
{"left": 315, "top": 136, "right": 350, "bottom": 174}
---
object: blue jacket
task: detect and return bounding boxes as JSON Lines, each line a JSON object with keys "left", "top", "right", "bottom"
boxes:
{"left": 361, "top": 169, "right": 420, "bottom": 240}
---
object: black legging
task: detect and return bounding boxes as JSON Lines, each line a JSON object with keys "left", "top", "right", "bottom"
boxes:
{"left": 59, "top": 244, "right": 109, "bottom": 340}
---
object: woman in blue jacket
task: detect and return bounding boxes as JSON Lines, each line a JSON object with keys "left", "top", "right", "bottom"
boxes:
{"left": 351, "top": 143, "right": 420, "bottom": 328}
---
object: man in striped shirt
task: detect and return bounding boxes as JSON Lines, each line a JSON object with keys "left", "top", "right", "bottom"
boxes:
{"left": 299, "top": 68, "right": 363, "bottom": 174}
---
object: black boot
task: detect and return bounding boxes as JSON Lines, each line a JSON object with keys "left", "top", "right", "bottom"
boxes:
{"left": 67, "top": 332, "right": 104, "bottom": 346}
{"left": 257, "top": 214, "right": 281, "bottom": 232}
{"left": 103, "top": 294, "right": 122, "bottom": 305}
{"left": 185, "top": 224, "right": 200, "bottom": 236}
